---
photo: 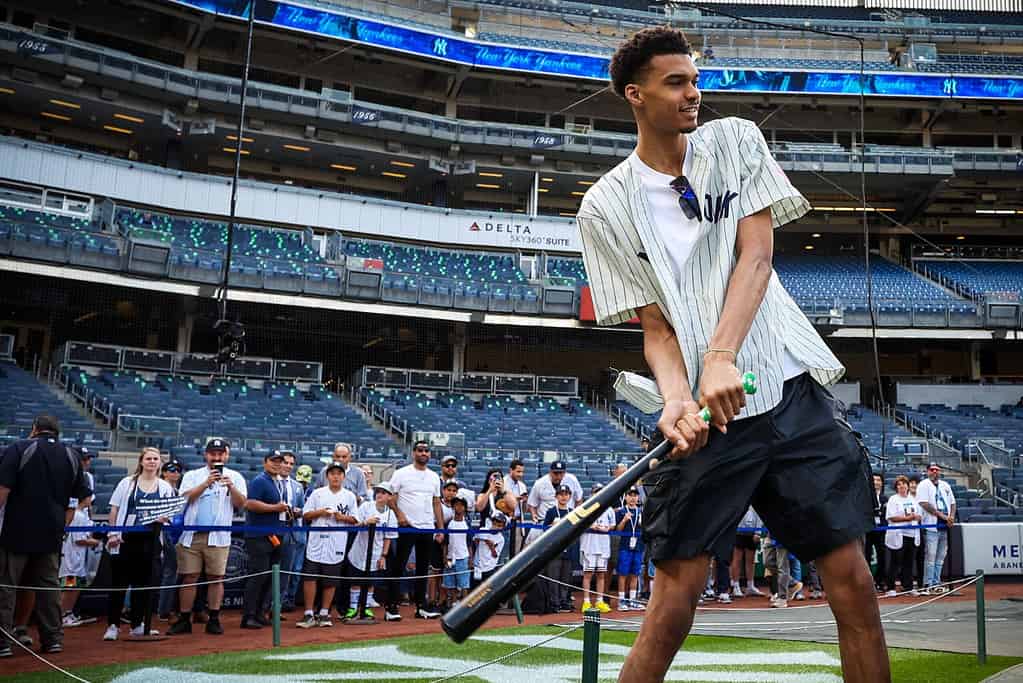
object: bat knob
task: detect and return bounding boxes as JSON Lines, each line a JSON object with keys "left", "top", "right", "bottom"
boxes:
{"left": 742, "top": 371, "right": 758, "bottom": 396}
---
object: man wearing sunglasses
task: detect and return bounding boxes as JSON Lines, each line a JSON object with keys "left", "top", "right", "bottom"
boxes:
{"left": 386, "top": 440, "right": 444, "bottom": 621}
{"left": 577, "top": 27, "right": 886, "bottom": 683}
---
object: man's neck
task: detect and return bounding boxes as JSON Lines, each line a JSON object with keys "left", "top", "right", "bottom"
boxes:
{"left": 635, "top": 130, "right": 688, "bottom": 177}
{"left": 329, "top": 485, "right": 342, "bottom": 493}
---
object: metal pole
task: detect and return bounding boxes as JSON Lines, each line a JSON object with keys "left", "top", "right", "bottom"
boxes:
{"left": 975, "top": 569, "right": 986, "bottom": 665}
{"left": 582, "top": 607, "right": 601, "bottom": 683}
{"left": 272, "top": 563, "right": 281, "bottom": 647}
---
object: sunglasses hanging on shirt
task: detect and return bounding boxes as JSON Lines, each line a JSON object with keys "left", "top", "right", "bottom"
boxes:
{"left": 670, "top": 175, "right": 701, "bottom": 221}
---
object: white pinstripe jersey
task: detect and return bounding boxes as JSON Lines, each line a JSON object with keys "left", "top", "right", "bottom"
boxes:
{"left": 578, "top": 116, "right": 844, "bottom": 418}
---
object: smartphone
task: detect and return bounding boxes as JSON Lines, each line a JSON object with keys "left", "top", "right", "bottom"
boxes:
{"left": 213, "top": 463, "right": 225, "bottom": 476}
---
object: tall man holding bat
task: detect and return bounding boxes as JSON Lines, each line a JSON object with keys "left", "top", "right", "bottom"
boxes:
{"left": 576, "top": 27, "right": 888, "bottom": 683}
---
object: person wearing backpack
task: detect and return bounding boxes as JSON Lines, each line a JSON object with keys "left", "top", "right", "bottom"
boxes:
{"left": 0, "top": 415, "right": 92, "bottom": 657}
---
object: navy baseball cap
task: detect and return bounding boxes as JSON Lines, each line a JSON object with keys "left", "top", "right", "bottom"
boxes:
{"left": 205, "top": 438, "right": 229, "bottom": 452}
{"left": 555, "top": 484, "right": 572, "bottom": 495}
{"left": 162, "top": 459, "right": 183, "bottom": 474}
{"left": 549, "top": 461, "right": 566, "bottom": 472}
{"left": 325, "top": 462, "right": 346, "bottom": 474}
{"left": 266, "top": 450, "right": 285, "bottom": 461}
{"left": 74, "top": 446, "right": 93, "bottom": 460}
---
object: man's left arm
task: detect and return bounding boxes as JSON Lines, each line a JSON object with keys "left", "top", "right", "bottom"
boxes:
{"left": 947, "top": 485, "right": 957, "bottom": 526}
{"left": 433, "top": 496, "right": 445, "bottom": 543}
{"left": 700, "top": 206, "right": 774, "bottom": 428}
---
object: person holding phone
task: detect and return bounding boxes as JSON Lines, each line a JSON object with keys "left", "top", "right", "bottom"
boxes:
{"left": 168, "top": 439, "right": 247, "bottom": 636}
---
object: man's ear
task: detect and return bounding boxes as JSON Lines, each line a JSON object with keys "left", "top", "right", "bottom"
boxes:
{"left": 624, "top": 83, "right": 642, "bottom": 107}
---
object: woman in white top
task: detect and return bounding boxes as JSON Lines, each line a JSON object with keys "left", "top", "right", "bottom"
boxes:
{"left": 103, "top": 447, "right": 176, "bottom": 641}
{"left": 884, "top": 475, "right": 922, "bottom": 597}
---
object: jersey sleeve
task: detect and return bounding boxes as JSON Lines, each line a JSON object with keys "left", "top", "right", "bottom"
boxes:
{"left": 577, "top": 212, "right": 658, "bottom": 327}
{"left": 302, "top": 489, "right": 319, "bottom": 516}
{"left": 732, "top": 118, "right": 811, "bottom": 228}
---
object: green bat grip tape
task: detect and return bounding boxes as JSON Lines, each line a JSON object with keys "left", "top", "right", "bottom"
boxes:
{"left": 697, "top": 371, "right": 758, "bottom": 422}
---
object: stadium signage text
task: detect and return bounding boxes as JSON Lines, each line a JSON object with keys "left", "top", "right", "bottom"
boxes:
{"left": 467, "top": 221, "right": 573, "bottom": 249}
{"left": 992, "top": 543, "right": 1020, "bottom": 570}
{"left": 962, "top": 522, "right": 1023, "bottom": 576}
{"left": 168, "top": 0, "right": 1023, "bottom": 101}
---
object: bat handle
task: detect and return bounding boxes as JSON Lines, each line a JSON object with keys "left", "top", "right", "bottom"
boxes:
{"left": 697, "top": 371, "right": 758, "bottom": 422}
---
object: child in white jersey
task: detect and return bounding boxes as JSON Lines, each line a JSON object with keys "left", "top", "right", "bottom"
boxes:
{"left": 345, "top": 482, "right": 397, "bottom": 620}
{"left": 472, "top": 511, "right": 506, "bottom": 589}
{"left": 441, "top": 495, "right": 472, "bottom": 608}
{"left": 59, "top": 507, "right": 98, "bottom": 627}
{"left": 580, "top": 483, "right": 616, "bottom": 613}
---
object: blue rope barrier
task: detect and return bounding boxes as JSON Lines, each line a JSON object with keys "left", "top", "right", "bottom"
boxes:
{"left": 66, "top": 522, "right": 946, "bottom": 535}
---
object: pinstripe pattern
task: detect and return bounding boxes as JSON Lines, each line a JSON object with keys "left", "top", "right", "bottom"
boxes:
{"left": 578, "top": 117, "right": 844, "bottom": 418}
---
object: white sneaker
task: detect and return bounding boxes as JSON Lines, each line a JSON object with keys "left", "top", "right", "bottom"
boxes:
{"left": 631, "top": 600, "right": 646, "bottom": 611}
{"left": 62, "top": 613, "right": 82, "bottom": 628}
{"left": 619, "top": 601, "right": 631, "bottom": 612}
{"left": 745, "top": 586, "right": 765, "bottom": 597}
{"left": 366, "top": 596, "right": 381, "bottom": 608}
{"left": 794, "top": 591, "right": 806, "bottom": 601}
{"left": 103, "top": 625, "right": 119, "bottom": 641}
{"left": 731, "top": 585, "right": 744, "bottom": 599}
{"left": 932, "top": 586, "right": 947, "bottom": 594}
{"left": 416, "top": 607, "right": 441, "bottom": 619}
{"left": 770, "top": 598, "right": 788, "bottom": 608}
{"left": 385, "top": 610, "right": 402, "bottom": 622}
{"left": 716, "top": 593, "right": 732, "bottom": 604}
{"left": 909, "top": 590, "right": 920, "bottom": 597}
{"left": 129, "top": 625, "right": 159, "bottom": 637}
{"left": 884, "top": 590, "right": 897, "bottom": 598}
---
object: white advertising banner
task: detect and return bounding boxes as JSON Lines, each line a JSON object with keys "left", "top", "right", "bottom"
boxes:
{"left": 961, "top": 522, "right": 1023, "bottom": 575}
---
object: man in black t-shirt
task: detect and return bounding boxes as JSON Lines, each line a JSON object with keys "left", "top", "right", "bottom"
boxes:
{"left": 0, "top": 415, "right": 92, "bottom": 657}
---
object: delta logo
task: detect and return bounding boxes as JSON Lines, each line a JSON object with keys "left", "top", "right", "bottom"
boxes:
{"left": 468, "top": 221, "right": 532, "bottom": 235}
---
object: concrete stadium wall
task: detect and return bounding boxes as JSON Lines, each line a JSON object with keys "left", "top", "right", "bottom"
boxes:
{"left": 897, "top": 383, "right": 1023, "bottom": 410}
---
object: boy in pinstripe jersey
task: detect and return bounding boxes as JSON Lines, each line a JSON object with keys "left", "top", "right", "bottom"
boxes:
{"left": 578, "top": 28, "right": 889, "bottom": 682}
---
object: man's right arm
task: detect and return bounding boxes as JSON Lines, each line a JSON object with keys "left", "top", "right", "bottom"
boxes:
{"left": 637, "top": 303, "right": 709, "bottom": 458}
{"left": 181, "top": 472, "right": 209, "bottom": 503}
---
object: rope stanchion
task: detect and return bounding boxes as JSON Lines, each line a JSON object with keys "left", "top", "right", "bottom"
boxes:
{"left": 581, "top": 608, "right": 601, "bottom": 683}
{"left": 272, "top": 563, "right": 282, "bottom": 648}
{"left": 976, "top": 569, "right": 986, "bottom": 665}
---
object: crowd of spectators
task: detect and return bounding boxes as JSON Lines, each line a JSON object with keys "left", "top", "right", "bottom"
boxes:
{"left": 0, "top": 416, "right": 959, "bottom": 659}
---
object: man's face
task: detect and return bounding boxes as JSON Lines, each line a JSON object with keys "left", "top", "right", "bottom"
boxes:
{"left": 614, "top": 465, "right": 627, "bottom": 478}
{"left": 205, "top": 449, "right": 226, "bottom": 467}
{"left": 510, "top": 465, "right": 524, "bottom": 482}
{"left": 625, "top": 53, "right": 701, "bottom": 135}
{"left": 327, "top": 468, "right": 345, "bottom": 489}
{"left": 909, "top": 480, "right": 918, "bottom": 496}
{"left": 412, "top": 444, "right": 431, "bottom": 466}
{"left": 872, "top": 474, "right": 883, "bottom": 492}
{"left": 281, "top": 456, "right": 295, "bottom": 477}
{"left": 265, "top": 458, "right": 281, "bottom": 475}
{"left": 550, "top": 471, "right": 565, "bottom": 486}
{"left": 334, "top": 446, "right": 351, "bottom": 465}
{"left": 442, "top": 460, "right": 458, "bottom": 478}
{"left": 928, "top": 467, "right": 941, "bottom": 483}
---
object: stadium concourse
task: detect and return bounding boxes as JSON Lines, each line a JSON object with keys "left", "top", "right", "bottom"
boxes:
{"left": 1, "top": 0, "right": 1023, "bottom": 679}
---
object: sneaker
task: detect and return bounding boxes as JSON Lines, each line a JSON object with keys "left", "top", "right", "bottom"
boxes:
{"left": 157, "top": 613, "right": 171, "bottom": 623}
{"left": 363, "top": 608, "right": 375, "bottom": 620}
{"left": 316, "top": 614, "right": 333, "bottom": 628}
{"left": 810, "top": 589, "right": 823, "bottom": 600}
{"left": 770, "top": 598, "right": 788, "bottom": 608}
{"left": 296, "top": 614, "right": 317, "bottom": 629}
{"left": 788, "top": 581, "right": 804, "bottom": 601}
{"left": 619, "top": 600, "right": 631, "bottom": 612}
{"left": 630, "top": 600, "right": 646, "bottom": 611}
{"left": 62, "top": 613, "right": 82, "bottom": 628}
{"left": 702, "top": 587, "right": 716, "bottom": 599}
{"left": 239, "top": 617, "right": 263, "bottom": 630}
{"left": 129, "top": 626, "right": 160, "bottom": 637}
{"left": 0, "top": 643, "right": 11, "bottom": 658}
{"left": 731, "top": 585, "right": 744, "bottom": 599}
{"left": 909, "top": 590, "right": 920, "bottom": 597}
{"left": 932, "top": 586, "right": 947, "bottom": 594}
{"left": 717, "top": 593, "right": 732, "bottom": 604}
{"left": 344, "top": 607, "right": 358, "bottom": 620}
{"left": 415, "top": 607, "right": 440, "bottom": 619}
{"left": 884, "top": 590, "right": 897, "bottom": 598}
{"left": 13, "top": 626, "right": 32, "bottom": 648}
{"left": 42, "top": 642, "right": 63, "bottom": 654}
{"left": 366, "top": 596, "right": 381, "bottom": 608}
{"left": 794, "top": 590, "right": 806, "bottom": 601}
{"left": 595, "top": 601, "right": 611, "bottom": 613}
{"left": 745, "top": 586, "right": 764, "bottom": 597}
{"left": 919, "top": 587, "right": 932, "bottom": 596}
{"left": 581, "top": 601, "right": 593, "bottom": 613}
{"left": 205, "top": 618, "right": 224, "bottom": 635}
{"left": 103, "top": 625, "right": 119, "bottom": 641}
{"left": 697, "top": 596, "right": 705, "bottom": 605}
{"left": 167, "top": 618, "right": 192, "bottom": 635}
{"left": 385, "top": 610, "right": 402, "bottom": 622}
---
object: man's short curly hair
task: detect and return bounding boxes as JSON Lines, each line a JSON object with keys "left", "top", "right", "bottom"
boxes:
{"left": 609, "top": 27, "right": 692, "bottom": 99}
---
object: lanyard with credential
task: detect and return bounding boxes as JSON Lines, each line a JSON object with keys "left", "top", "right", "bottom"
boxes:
{"left": 626, "top": 506, "right": 641, "bottom": 549}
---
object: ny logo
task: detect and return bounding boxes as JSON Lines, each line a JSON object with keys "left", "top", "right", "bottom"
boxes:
{"left": 433, "top": 38, "right": 448, "bottom": 57}
{"left": 703, "top": 190, "right": 739, "bottom": 223}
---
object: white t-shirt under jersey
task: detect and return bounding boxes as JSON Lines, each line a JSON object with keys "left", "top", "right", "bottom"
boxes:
{"left": 630, "top": 151, "right": 804, "bottom": 381}
{"left": 389, "top": 464, "right": 441, "bottom": 529}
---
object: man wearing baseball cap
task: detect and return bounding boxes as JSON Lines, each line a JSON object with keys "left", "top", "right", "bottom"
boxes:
{"left": 169, "top": 438, "right": 247, "bottom": 636}
{"left": 440, "top": 455, "right": 468, "bottom": 490}
{"left": 915, "top": 463, "right": 956, "bottom": 594}
{"left": 525, "top": 461, "right": 583, "bottom": 545}
{"left": 241, "top": 451, "right": 290, "bottom": 629}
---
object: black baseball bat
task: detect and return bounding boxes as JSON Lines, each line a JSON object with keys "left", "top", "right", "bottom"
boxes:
{"left": 441, "top": 372, "right": 757, "bottom": 643}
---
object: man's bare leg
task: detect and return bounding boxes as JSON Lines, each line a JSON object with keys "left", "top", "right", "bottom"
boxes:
{"left": 816, "top": 539, "right": 891, "bottom": 683}
{"left": 618, "top": 555, "right": 709, "bottom": 683}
